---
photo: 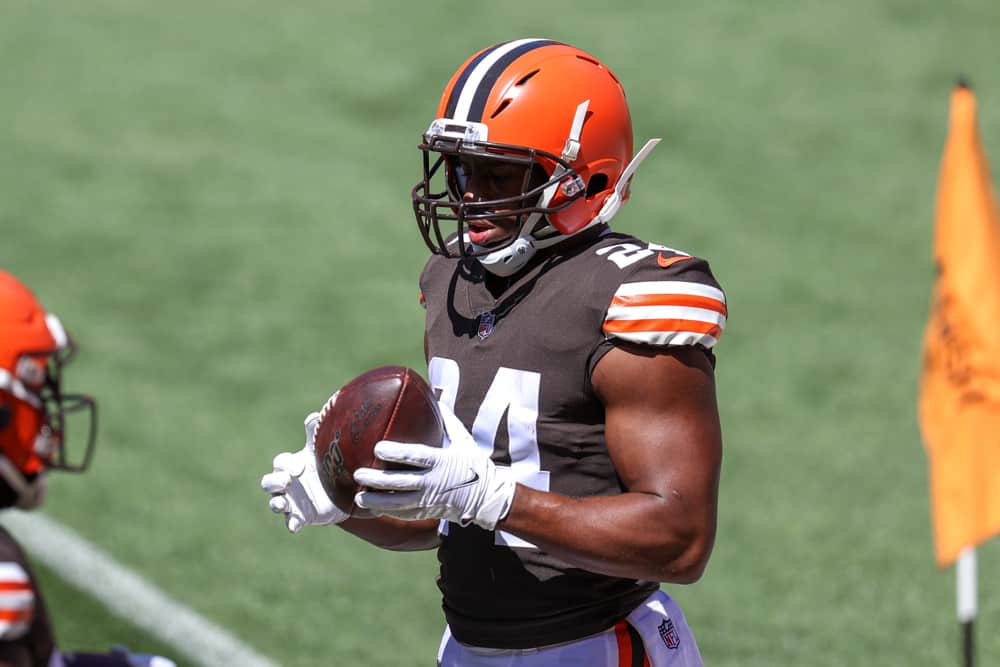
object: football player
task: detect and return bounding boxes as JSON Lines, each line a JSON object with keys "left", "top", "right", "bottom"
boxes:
{"left": 0, "top": 270, "right": 176, "bottom": 667}
{"left": 264, "top": 39, "right": 725, "bottom": 666}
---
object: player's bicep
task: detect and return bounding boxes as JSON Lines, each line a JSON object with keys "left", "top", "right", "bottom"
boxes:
{"left": 593, "top": 344, "right": 722, "bottom": 507}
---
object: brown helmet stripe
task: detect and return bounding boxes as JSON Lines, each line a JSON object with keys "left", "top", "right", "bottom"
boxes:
{"left": 444, "top": 39, "right": 559, "bottom": 122}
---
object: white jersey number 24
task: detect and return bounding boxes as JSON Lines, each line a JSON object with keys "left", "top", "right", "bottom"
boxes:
{"left": 429, "top": 356, "right": 549, "bottom": 548}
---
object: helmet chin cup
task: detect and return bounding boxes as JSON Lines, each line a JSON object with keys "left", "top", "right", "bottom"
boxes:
{"left": 477, "top": 236, "right": 537, "bottom": 277}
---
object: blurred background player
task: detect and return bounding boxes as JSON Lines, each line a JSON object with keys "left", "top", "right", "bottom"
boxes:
{"left": 0, "top": 270, "right": 175, "bottom": 667}
{"left": 264, "top": 39, "right": 725, "bottom": 665}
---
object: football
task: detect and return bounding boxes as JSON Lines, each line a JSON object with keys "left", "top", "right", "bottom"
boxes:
{"left": 312, "top": 365, "right": 444, "bottom": 515}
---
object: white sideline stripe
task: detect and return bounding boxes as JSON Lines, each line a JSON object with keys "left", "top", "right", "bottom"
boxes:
{"left": 0, "top": 511, "right": 281, "bottom": 667}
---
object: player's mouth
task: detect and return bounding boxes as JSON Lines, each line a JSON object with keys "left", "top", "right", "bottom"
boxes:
{"left": 467, "top": 220, "right": 516, "bottom": 247}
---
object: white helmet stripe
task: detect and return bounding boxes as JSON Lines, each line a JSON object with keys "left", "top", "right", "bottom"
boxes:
{"left": 448, "top": 39, "right": 556, "bottom": 122}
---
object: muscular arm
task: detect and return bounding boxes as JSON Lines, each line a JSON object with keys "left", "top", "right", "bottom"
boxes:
{"left": 497, "top": 344, "right": 722, "bottom": 583}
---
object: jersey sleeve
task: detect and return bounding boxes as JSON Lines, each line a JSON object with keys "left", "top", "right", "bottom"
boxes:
{"left": 0, "top": 561, "right": 35, "bottom": 640}
{"left": 602, "top": 253, "right": 727, "bottom": 349}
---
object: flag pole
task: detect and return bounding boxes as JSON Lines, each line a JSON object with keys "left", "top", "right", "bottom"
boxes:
{"left": 957, "top": 546, "right": 976, "bottom": 667}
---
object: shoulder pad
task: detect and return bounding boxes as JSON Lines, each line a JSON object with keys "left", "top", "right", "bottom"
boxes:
{"left": 601, "top": 242, "right": 727, "bottom": 349}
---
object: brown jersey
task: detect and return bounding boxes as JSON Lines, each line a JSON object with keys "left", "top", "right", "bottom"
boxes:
{"left": 0, "top": 525, "right": 56, "bottom": 666}
{"left": 419, "top": 226, "right": 727, "bottom": 648}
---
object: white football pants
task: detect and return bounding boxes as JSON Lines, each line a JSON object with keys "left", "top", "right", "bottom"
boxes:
{"left": 437, "top": 589, "right": 704, "bottom": 666}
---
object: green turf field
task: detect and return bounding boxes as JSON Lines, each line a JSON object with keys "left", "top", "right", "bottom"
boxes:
{"left": 3, "top": 1, "right": 1000, "bottom": 665}
{"left": 32, "top": 560, "right": 184, "bottom": 664}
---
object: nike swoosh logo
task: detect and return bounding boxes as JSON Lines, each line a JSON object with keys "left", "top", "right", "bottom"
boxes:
{"left": 443, "top": 470, "right": 480, "bottom": 493}
{"left": 657, "top": 252, "right": 693, "bottom": 268}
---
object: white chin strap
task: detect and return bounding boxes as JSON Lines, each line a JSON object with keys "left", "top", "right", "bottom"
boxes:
{"left": 476, "top": 136, "right": 662, "bottom": 277}
{"left": 475, "top": 236, "right": 537, "bottom": 277}
{"left": 592, "top": 138, "right": 661, "bottom": 225}
{"left": 473, "top": 209, "right": 553, "bottom": 277}
{"left": 0, "top": 369, "right": 42, "bottom": 409}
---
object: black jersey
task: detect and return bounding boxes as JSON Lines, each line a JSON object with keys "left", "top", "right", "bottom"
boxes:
{"left": 419, "top": 226, "right": 727, "bottom": 648}
{"left": 0, "top": 525, "right": 56, "bottom": 666}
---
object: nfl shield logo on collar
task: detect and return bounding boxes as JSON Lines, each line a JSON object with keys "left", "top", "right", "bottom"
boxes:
{"left": 658, "top": 619, "right": 680, "bottom": 650}
{"left": 477, "top": 311, "right": 495, "bottom": 340}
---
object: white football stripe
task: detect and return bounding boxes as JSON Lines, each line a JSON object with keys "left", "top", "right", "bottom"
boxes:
{"left": 606, "top": 305, "right": 727, "bottom": 327}
{"left": 0, "top": 511, "right": 280, "bottom": 667}
{"left": 613, "top": 280, "right": 726, "bottom": 303}
{"left": 452, "top": 39, "right": 546, "bottom": 121}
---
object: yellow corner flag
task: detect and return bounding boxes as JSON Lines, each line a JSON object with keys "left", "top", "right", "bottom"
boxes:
{"left": 919, "top": 83, "right": 1000, "bottom": 568}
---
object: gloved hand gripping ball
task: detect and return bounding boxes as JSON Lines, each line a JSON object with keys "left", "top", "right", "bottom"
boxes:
{"left": 311, "top": 365, "right": 445, "bottom": 514}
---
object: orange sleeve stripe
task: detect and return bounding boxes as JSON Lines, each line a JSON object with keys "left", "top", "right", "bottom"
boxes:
{"left": 0, "top": 582, "right": 31, "bottom": 592}
{"left": 604, "top": 318, "right": 723, "bottom": 338}
{"left": 610, "top": 293, "right": 727, "bottom": 315}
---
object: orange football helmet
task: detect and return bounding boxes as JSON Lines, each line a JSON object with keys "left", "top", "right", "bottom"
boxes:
{"left": 412, "top": 39, "right": 660, "bottom": 275}
{"left": 0, "top": 271, "right": 96, "bottom": 508}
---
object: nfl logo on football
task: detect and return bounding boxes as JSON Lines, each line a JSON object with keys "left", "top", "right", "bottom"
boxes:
{"left": 658, "top": 619, "right": 680, "bottom": 650}
{"left": 477, "top": 311, "right": 496, "bottom": 340}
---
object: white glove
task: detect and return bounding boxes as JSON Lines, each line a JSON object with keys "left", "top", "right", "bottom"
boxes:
{"left": 354, "top": 402, "right": 516, "bottom": 530}
{"left": 261, "top": 397, "right": 349, "bottom": 533}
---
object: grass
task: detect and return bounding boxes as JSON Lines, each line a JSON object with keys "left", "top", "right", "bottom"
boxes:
{"left": 32, "top": 559, "right": 188, "bottom": 665}
{"left": 3, "top": 1, "right": 1000, "bottom": 665}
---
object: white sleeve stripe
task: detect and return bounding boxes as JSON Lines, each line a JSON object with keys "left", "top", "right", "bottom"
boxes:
{"left": 613, "top": 280, "right": 725, "bottom": 302}
{"left": 0, "top": 563, "right": 29, "bottom": 583}
{"left": 606, "top": 305, "right": 727, "bottom": 327}
{"left": 0, "top": 591, "right": 34, "bottom": 609}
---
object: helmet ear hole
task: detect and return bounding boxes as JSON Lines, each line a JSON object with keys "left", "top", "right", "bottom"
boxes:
{"left": 586, "top": 173, "right": 609, "bottom": 197}
{"left": 0, "top": 404, "right": 10, "bottom": 430}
